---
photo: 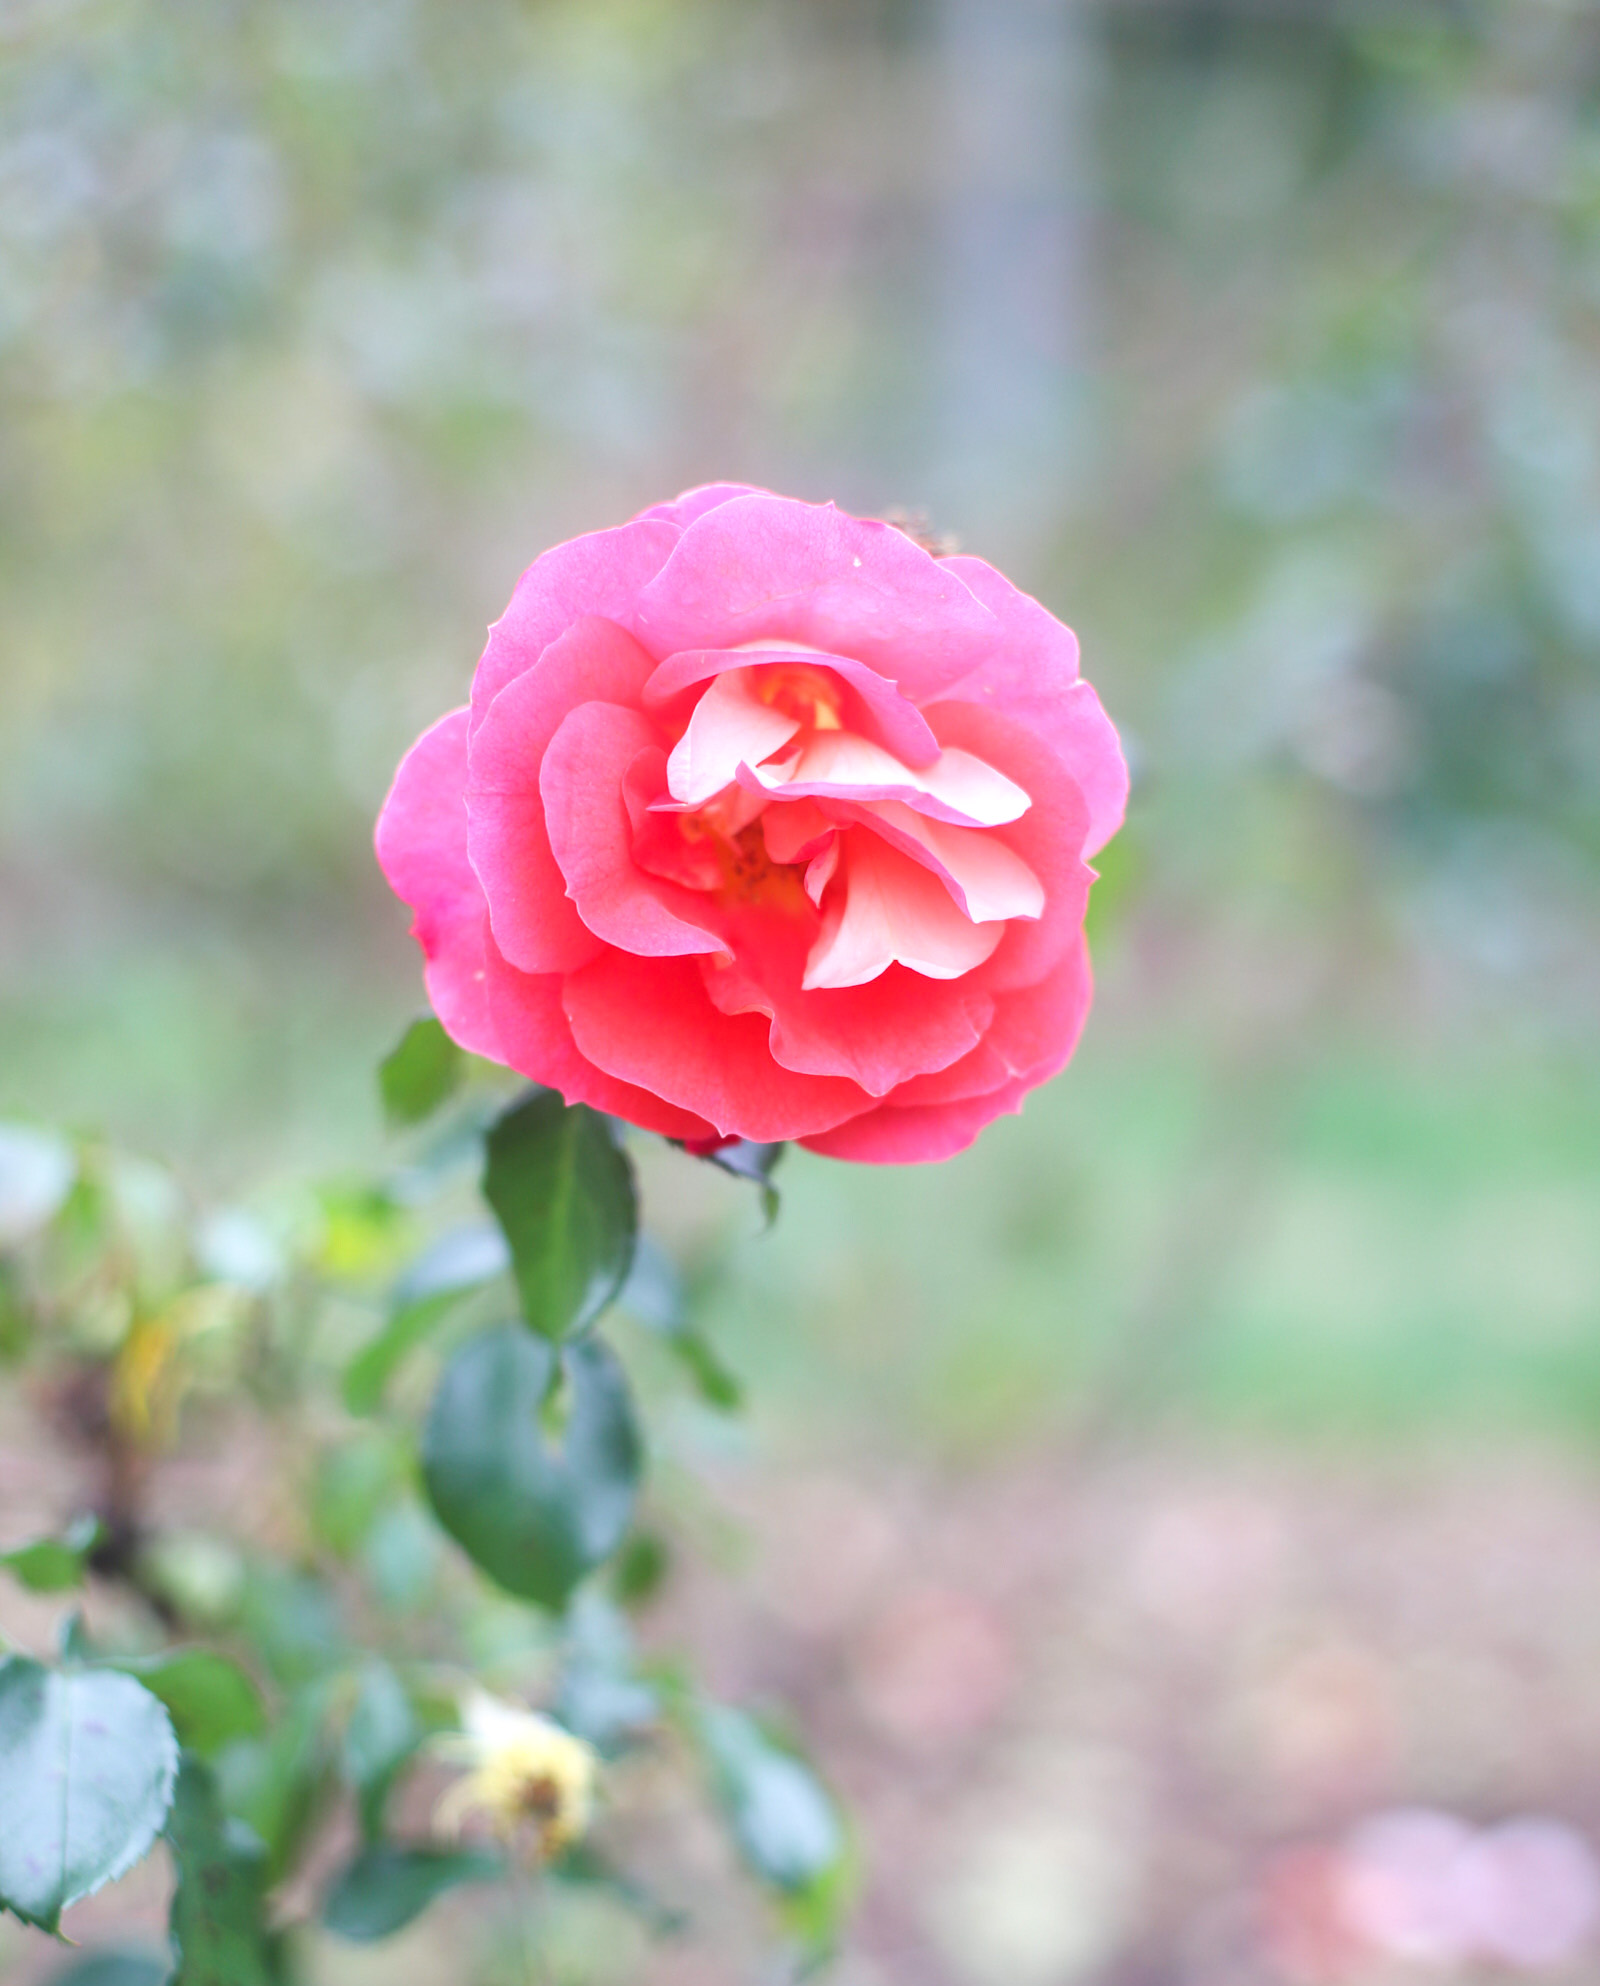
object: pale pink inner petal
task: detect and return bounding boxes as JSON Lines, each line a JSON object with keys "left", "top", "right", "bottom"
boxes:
{"left": 852, "top": 799, "right": 1044, "bottom": 924}
{"left": 665, "top": 671, "right": 801, "bottom": 808}
{"left": 803, "top": 833, "right": 1004, "bottom": 990}
{"left": 644, "top": 643, "right": 942, "bottom": 768}
{"left": 802, "top": 835, "right": 840, "bottom": 907}
{"left": 747, "top": 730, "right": 1031, "bottom": 827}
{"left": 761, "top": 797, "right": 834, "bottom": 864}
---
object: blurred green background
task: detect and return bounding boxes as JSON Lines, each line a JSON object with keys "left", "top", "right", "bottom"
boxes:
{"left": 6, "top": 3, "right": 1600, "bottom": 1982}
{"left": 3, "top": 0, "right": 1596, "bottom": 1455}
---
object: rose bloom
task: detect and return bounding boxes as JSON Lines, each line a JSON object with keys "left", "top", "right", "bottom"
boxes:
{"left": 377, "top": 485, "right": 1126, "bottom": 1162}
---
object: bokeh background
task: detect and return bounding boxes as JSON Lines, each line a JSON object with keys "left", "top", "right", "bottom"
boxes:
{"left": 4, "top": 0, "right": 1600, "bottom": 1981}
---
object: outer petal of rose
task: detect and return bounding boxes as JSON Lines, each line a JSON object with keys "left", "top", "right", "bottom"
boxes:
{"left": 804, "top": 832, "right": 1003, "bottom": 990}
{"left": 890, "top": 934, "right": 1093, "bottom": 1109}
{"left": 664, "top": 670, "right": 802, "bottom": 808}
{"left": 375, "top": 708, "right": 502, "bottom": 1060}
{"left": 468, "top": 518, "right": 680, "bottom": 733}
{"left": 702, "top": 907, "right": 994, "bottom": 1095}
{"left": 542, "top": 703, "right": 727, "bottom": 956}
{"left": 745, "top": 731, "right": 1030, "bottom": 828}
{"left": 482, "top": 942, "right": 717, "bottom": 1141}
{"left": 467, "top": 615, "right": 660, "bottom": 974}
{"left": 836, "top": 799, "right": 1043, "bottom": 924}
{"left": 937, "top": 553, "right": 1129, "bottom": 858}
{"left": 642, "top": 645, "right": 940, "bottom": 768}
{"left": 798, "top": 1074, "right": 1036, "bottom": 1164}
{"left": 925, "top": 701, "right": 1094, "bottom": 996}
{"left": 562, "top": 951, "right": 874, "bottom": 1142}
{"left": 630, "top": 483, "right": 773, "bottom": 528}
{"left": 633, "top": 494, "right": 1002, "bottom": 700}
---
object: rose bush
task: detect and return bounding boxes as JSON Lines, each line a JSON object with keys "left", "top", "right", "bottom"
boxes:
{"left": 377, "top": 485, "right": 1126, "bottom": 1162}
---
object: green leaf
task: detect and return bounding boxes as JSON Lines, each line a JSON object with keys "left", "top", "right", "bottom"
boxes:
{"left": 164, "top": 1758, "right": 277, "bottom": 1986}
{"left": 0, "top": 1658, "right": 179, "bottom": 1933}
{"left": 341, "top": 1661, "right": 419, "bottom": 1840}
{"left": 322, "top": 1844, "right": 502, "bottom": 1941}
{"left": 109, "top": 1654, "right": 265, "bottom": 1761}
{"left": 379, "top": 1018, "right": 465, "bottom": 1130}
{"left": 422, "top": 1323, "right": 641, "bottom": 1610}
{"left": 48, "top": 1953, "right": 172, "bottom": 1986}
{"left": 2, "top": 1515, "right": 101, "bottom": 1594}
{"left": 483, "top": 1092, "right": 637, "bottom": 1341}
{"left": 695, "top": 1704, "right": 843, "bottom": 1897}
{"left": 342, "top": 1224, "right": 510, "bottom": 1415}
{"left": 211, "top": 1686, "right": 332, "bottom": 1884}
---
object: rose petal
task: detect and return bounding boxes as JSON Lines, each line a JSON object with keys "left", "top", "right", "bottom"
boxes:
{"left": 798, "top": 1074, "right": 1037, "bottom": 1165}
{"left": 643, "top": 645, "right": 941, "bottom": 768}
{"left": 634, "top": 494, "right": 1003, "bottom": 700}
{"left": 469, "top": 518, "right": 680, "bottom": 733}
{"left": 889, "top": 934, "right": 1092, "bottom": 1109}
{"left": 542, "top": 703, "right": 727, "bottom": 956}
{"left": 938, "top": 554, "right": 1129, "bottom": 857}
{"left": 375, "top": 708, "right": 502, "bottom": 1059}
{"left": 630, "top": 482, "right": 773, "bottom": 529}
{"left": 703, "top": 907, "right": 994, "bottom": 1095}
{"left": 745, "top": 730, "right": 1030, "bottom": 829}
{"left": 467, "top": 615, "right": 661, "bottom": 974}
{"left": 761, "top": 798, "right": 834, "bottom": 865}
{"left": 843, "top": 800, "right": 1044, "bottom": 924}
{"left": 562, "top": 950, "right": 874, "bottom": 1142}
{"left": 803, "top": 832, "right": 1004, "bottom": 990}
{"left": 482, "top": 941, "right": 717, "bottom": 1141}
{"left": 664, "top": 670, "right": 803, "bottom": 809}
{"left": 924, "top": 702, "right": 1094, "bottom": 995}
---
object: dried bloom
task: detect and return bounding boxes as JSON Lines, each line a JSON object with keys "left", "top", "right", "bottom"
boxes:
{"left": 433, "top": 1691, "right": 597, "bottom": 1859}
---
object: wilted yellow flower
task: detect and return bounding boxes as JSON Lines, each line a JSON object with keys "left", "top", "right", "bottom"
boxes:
{"left": 108, "top": 1311, "right": 182, "bottom": 1446}
{"left": 434, "top": 1691, "right": 597, "bottom": 1859}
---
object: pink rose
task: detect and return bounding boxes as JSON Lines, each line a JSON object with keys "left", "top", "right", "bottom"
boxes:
{"left": 376, "top": 485, "right": 1126, "bottom": 1163}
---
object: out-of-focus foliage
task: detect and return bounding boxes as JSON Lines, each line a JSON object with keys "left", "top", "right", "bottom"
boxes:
{"left": 0, "top": 1087, "right": 839, "bottom": 1978}
{"left": 3, "top": 2, "right": 1600, "bottom": 1980}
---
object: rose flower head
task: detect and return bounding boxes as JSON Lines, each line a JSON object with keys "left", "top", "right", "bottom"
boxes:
{"left": 433, "top": 1691, "right": 598, "bottom": 1858}
{"left": 378, "top": 486, "right": 1127, "bottom": 1161}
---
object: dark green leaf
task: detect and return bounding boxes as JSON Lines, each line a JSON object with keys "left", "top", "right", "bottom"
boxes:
{"left": 48, "top": 1952, "right": 171, "bottom": 1986}
{"left": 0, "top": 1259, "right": 32, "bottom": 1360}
{"left": 211, "top": 1687, "right": 332, "bottom": 1883}
{"left": 2, "top": 1515, "right": 101, "bottom": 1594}
{"left": 322, "top": 1845, "right": 502, "bottom": 1941}
{"left": 483, "top": 1092, "right": 637, "bottom": 1341}
{"left": 379, "top": 1018, "right": 465, "bottom": 1130}
{"left": 0, "top": 1658, "right": 179, "bottom": 1933}
{"left": 164, "top": 1758, "right": 277, "bottom": 1986}
{"left": 311, "top": 1433, "right": 407, "bottom": 1557}
{"left": 341, "top": 1661, "right": 419, "bottom": 1840}
{"left": 422, "top": 1323, "right": 641, "bottom": 1610}
{"left": 109, "top": 1654, "right": 265, "bottom": 1760}
{"left": 696, "top": 1704, "right": 843, "bottom": 1896}
{"left": 57, "top": 1610, "right": 94, "bottom": 1663}
{"left": 342, "top": 1224, "right": 510, "bottom": 1415}
{"left": 608, "top": 1531, "right": 670, "bottom": 1609}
